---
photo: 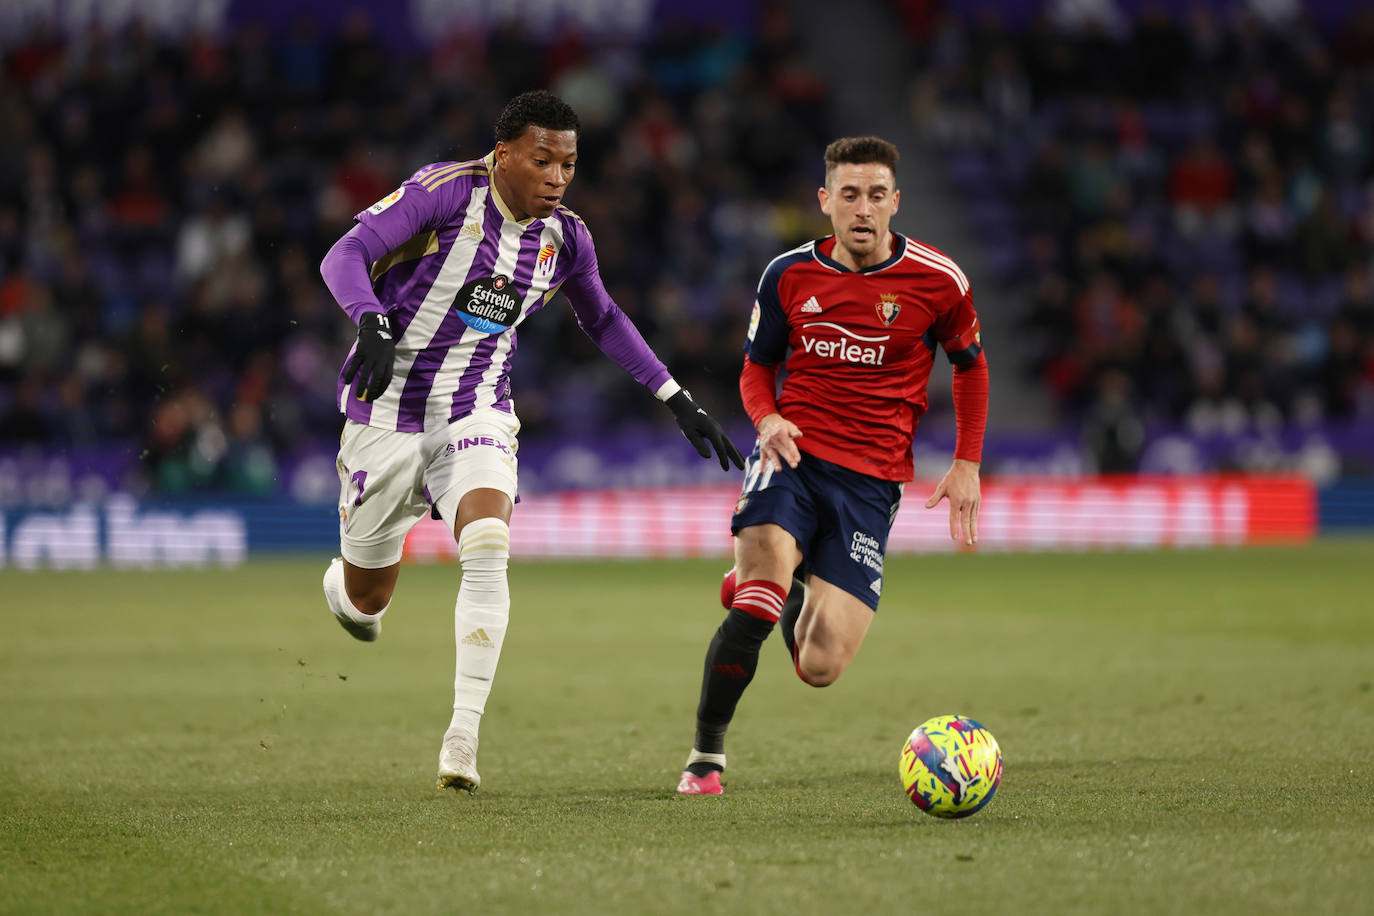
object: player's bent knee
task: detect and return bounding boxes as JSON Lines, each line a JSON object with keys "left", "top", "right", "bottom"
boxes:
{"left": 797, "top": 661, "right": 842, "bottom": 688}
{"left": 344, "top": 567, "right": 398, "bottom": 613}
{"left": 795, "top": 646, "right": 847, "bottom": 687}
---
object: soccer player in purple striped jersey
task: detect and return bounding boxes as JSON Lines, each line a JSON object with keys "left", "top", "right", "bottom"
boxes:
{"left": 318, "top": 91, "right": 744, "bottom": 794}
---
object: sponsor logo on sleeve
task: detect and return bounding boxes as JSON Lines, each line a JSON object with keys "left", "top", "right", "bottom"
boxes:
{"left": 368, "top": 186, "right": 405, "bottom": 215}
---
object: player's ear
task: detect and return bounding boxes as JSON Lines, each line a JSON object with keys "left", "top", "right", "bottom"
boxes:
{"left": 494, "top": 141, "right": 508, "bottom": 167}
{"left": 891, "top": 188, "right": 900, "bottom": 215}
{"left": 818, "top": 186, "right": 831, "bottom": 215}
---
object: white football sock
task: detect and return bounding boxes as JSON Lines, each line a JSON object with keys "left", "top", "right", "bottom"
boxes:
{"left": 325, "top": 558, "right": 389, "bottom": 623}
{"left": 449, "top": 518, "right": 511, "bottom": 737}
{"left": 686, "top": 749, "right": 727, "bottom": 770}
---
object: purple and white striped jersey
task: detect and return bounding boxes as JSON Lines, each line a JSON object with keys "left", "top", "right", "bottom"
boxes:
{"left": 321, "top": 153, "right": 672, "bottom": 433}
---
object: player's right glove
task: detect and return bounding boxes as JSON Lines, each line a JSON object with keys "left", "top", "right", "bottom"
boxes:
{"left": 343, "top": 311, "right": 396, "bottom": 402}
{"left": 666, "top": 389, "right": 746, "bottom": 471}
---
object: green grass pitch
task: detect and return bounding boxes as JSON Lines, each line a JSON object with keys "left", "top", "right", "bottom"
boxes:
{"left": 3, "top": 540, "right": 1373, "bottom": 915}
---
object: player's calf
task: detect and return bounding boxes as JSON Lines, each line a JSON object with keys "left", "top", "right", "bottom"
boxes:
{"left": 680, "top": 582, "right": 785, "bottom": 793}
{"left": 789, "top": 580, "right": 875, "bottom": 686}
{"left": 720, "top": 567, "right": 804, "bottom": 649}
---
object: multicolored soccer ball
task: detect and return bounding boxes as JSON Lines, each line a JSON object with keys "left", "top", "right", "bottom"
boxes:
{"left": 899, "top": 714, "right": 1003, "bottom": 818}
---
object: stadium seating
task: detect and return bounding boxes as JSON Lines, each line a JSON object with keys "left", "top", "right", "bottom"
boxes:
{"left": 899, "top": 1, "right": 1373, "bottom": 475}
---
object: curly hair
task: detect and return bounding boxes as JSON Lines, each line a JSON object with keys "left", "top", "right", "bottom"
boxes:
{"left": 493, "top": 90, "right": 581, "bottom": 143}
{"left": 823, "top": 136, "right": 899, "bottom": 185}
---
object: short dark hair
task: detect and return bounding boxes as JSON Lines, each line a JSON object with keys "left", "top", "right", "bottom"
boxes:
{"left": 494, "top": 91, "right": 581, "bottom": 143}
{"left": 824, "top": 136, "right": 899, "bottom": 185}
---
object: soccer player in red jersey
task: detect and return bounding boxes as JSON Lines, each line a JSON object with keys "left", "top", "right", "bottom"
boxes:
{"left": 677, "top": 137, "right": 989, "bottom": 795}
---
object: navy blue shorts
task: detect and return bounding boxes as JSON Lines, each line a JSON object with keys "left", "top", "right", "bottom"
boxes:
{"left": 730, "top": 446, "right": 904, "bottom": 610}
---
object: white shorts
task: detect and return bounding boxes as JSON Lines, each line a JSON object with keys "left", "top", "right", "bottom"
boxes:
{"left": 335, "top": 410, "right": 520, "bottom": 568}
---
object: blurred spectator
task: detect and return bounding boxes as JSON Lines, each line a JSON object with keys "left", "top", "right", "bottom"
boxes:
{"left": 220, "top": 400, "right": 278, "bottom": 495}
{"left": 1082, "top": 367, "right": 1144, "bottom": 472}
{"left": 175, "top": 193, "right": 251, "bottom": 286}
{"left": 0, "top": 375, "right": 52, "bottom": 443}
{"left": 1169, "top": 135, "right": 1237, "bottom": 239}
{"left": 1293, "top": 187, "right": 1352, "bottom": 276}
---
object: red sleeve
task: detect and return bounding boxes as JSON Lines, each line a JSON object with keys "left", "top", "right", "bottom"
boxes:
{"left": 739, "top": 356, "right": 780, "bottom": 427}
{"left": 951, "top": 351, "right": 988, "bottom": 463}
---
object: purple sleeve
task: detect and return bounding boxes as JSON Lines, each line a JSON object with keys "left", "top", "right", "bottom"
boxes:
{"left": 320, "top": 223, "right": 393, "bottom": 323}
{"left": 320, "top": 172, "right": 454, "bottom": 324}
{"left": 562, "top": 222, "right": 673, "bottom": 392}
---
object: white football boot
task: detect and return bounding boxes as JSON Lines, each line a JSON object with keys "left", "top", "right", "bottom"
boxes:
{"left": 437, "top": 730, "right": 480, "bottom": 794}
{"left": 323, "top": 557, "right": 380, "bottom": 642}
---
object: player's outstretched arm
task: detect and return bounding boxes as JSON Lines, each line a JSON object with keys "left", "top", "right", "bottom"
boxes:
{"left": 665, "top": 390, "right": 746, "bottom": 471}
{"left": 924, "top": 458, "right": 980, "bottom": 546}
{"left": 321, "top": 224, "right": 399, "bottom": 403}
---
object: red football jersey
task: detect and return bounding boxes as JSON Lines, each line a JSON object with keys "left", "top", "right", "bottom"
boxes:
{"left": 744, "top": 233, "right": 982, "bottom": 481}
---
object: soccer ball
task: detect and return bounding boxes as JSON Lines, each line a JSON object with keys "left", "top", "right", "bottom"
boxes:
{"left": 899, "top": 714, "right": 1003, "bottom": 818}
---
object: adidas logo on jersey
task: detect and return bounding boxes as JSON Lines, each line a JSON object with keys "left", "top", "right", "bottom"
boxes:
{"left": 870, "top": 578, "right": 883, "bottom": 595}
{"left": 461, "top": 628, "right": 495, "bottom": 648}
{"left": 461, "top": 222, "right": 483, "bottom": 240}
{"left": 800, "top": 296, "right": 822, "bottom": 313}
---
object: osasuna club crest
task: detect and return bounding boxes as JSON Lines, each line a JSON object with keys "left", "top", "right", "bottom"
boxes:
{"left": 454, "top": 274, "right": 521, "bottom": 334}
{"left": 876, "top": 293, "right": 901, "bottom": 326}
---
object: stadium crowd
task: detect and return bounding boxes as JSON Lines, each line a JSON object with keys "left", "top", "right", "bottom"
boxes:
{"left": 0, "top": 4, "right": 830, "bottom": 492}
{"left": 900, "top": 0, "right": 1374, "bottom": 469}
{"left": 3, "top": 2, "right": 1372, "bottom": 489}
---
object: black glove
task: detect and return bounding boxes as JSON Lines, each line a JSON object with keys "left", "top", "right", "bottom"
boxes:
{"left": 666, "top": 389, "right": 745, "bottom": 471}
{"left": 343, "top": 312, "right": 395, "bottom": 402}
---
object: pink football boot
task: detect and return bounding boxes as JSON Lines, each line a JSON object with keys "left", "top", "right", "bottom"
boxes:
{"left": 677, "top": 770, "right": 724, "bottom": 795}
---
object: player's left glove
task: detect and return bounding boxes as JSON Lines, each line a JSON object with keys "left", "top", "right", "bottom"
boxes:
{"left": 666, "top": 390, "right": 746, "bottom": 471}
{"left": 344, "top": 311, "right": 396, "bottom": 402}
